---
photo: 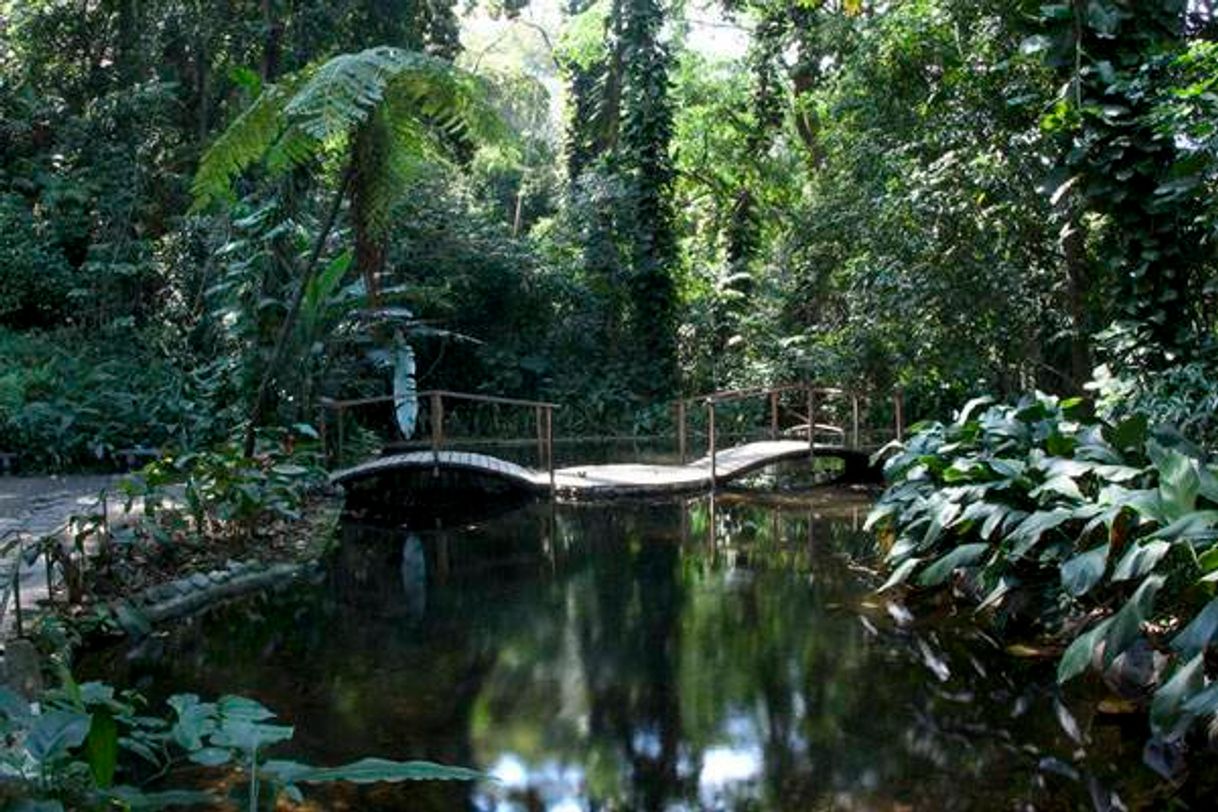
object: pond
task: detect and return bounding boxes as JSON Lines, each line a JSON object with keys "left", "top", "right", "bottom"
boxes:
{"left": 83, "top": 482, "right": 1163, "bottom": 810}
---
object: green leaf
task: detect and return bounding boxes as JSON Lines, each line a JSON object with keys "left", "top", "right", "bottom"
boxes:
{"left": 878, "top": 557, "right": 921, "bottom": 592}
{"left": 1171, "top": 597, "right": 1218, "bottom": 658}
{"left": 168, "top": 694, "right": 216, "bottom": 751}
{"left": 1032, "top": 475, "right": 1084, "bottom": 503}
{"left": 26, "top": 710, "right": 91, "bottom": 762}
{"left": 262, "top": 757, "right": 483, "bottom": 785}
{"left": 1059, "top": 617, "right": 1113, "bottom": 683}
{"left": 1111, "top": 540, "right": 1171, "bottom": 581}
{"left": 210, "top": 720, "right": 295, "bottom": 751}
{"left": 1008, "top": 508, "right": 1074, "bottom": 557}
{"left": 188, "top": 747, "right": 233, "bottom": 767}
{"left": 85, "top": 710, "right": 119, "bottom": 788}
{"left": 1102, "top": 575, "right": 1164, "bottom": 667}
{"left": 1152, "top": 444, "right": 1200, "bottom": 516}
{"left": 918, "top": 543, "right": 989, "bottom": 586}
{"left": 216, "top": 695, "right": 276, "bottom": 724}
{"left": 1061, "top": 543, "right": 1109, "bottom": 597}
{"left": 1150, "top": 654, "right": 1206, "bottom": 736}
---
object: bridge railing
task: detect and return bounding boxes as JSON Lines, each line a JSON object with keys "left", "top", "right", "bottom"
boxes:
{"left": 675, "top": 384, "right": 905, "bottom": 479}
{"left": 319, "top": 391, "right": 559, "bottom": 482}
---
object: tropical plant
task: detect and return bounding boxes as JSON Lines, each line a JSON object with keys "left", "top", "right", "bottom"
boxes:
{"left": 867, "top": 393, "right": 1218, "bottom": 775}
{"left": 121, "top": 427, "right": 328, "bottom": 545}
{"left": 193, "top": 44, "right": 499, "bottom": 454}
{"left": 0, "top": 675, "right": 480, "bottom": 810}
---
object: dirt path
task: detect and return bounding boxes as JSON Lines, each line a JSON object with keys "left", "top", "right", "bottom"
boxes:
{"left": 1, "top": 475, "right": 124, "bottom": 638}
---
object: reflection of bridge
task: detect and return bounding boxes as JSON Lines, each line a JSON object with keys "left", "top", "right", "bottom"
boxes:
{"left": 326, "top": 384, "right": 904, "bottom": 501}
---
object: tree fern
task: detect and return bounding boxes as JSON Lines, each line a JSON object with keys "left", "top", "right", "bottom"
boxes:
{"left": 192, "top": 46, "right": 498, "bottom": 218}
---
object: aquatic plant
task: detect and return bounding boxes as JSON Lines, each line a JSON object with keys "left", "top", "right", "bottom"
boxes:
{"left": 867, "top": 393, "right": 1218, "bottom": 776}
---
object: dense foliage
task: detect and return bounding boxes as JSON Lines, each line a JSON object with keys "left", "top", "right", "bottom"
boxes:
{"left": 0, "top": 677, "right": 478, "bottom": 810}
{"left": 868, "top": 394, "right": 1218, "bottom": 775}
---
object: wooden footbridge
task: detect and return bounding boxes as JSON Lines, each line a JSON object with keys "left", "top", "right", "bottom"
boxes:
{"left": 325, "top": 384, "right": 904, "bottom": 502}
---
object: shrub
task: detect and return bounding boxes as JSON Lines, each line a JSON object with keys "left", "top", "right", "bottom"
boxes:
{"left": 867, "top": 393, "right": 1218, "bottom": 775}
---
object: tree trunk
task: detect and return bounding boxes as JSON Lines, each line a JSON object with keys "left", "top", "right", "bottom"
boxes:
{"left": 243, "top": 169, "right": 353, "bottom": 457}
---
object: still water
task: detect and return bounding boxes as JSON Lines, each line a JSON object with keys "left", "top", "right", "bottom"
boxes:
{"left": 87, "top": 486, "right": 1160, "bottom": 810}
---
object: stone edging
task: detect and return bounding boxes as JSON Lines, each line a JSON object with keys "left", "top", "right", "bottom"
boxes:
{"left": 109, "top": 559, "right": 309, "bottom": 638}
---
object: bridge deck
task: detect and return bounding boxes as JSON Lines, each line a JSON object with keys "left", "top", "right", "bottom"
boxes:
{"left": 331, "top": 440, "right": 876, "bottom": 499}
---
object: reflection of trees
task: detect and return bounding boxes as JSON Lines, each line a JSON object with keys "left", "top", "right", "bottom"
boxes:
{"left": 83, "top": 496, "right": 1154, "bottom": 810}
{"left": 571, "top": 506, "right": 691, "bottom": 810}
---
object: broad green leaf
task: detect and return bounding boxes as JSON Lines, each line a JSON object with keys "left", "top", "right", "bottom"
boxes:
{"left": 1171, "top": 597, "right": 1218, "bottom": 658}
{"left": 1061, "top": 543, "right": 1109, "bottom": 597}
{"left": 210, "top": 719, "right": 294, "bottom": 751}
{"left": 1112, "top": 540, "right": 1170, "bottom": 581}
{"left": 26, "top": 710, "right": 91, "bottom": 762}
{"left": 1104, "top": 413, "right": 1147, "bottom": 453}
{"left": 1150, "top": 654, "right": 1206, "bottom": 736}
{"left": 1151, "top": 444, "right": 1200, "bottom": 517}
{"left": 168, "top": 694, "right": 216, "bottom": 751}
{"left": 1032, "top": 475, "right": 1084, "bottom": 503}
{"left": 1009, "top": 508, "right": 1074, "bottom": 557}
{"left": 1102, "top": 575, "right": 1165, "bottom": 667}
{"left": 878, "top": 557, "right": 921, "bottom": 592}
{"left": 188, "top": 747, "right": 233, "bottom": 767}
{"left": 216, "top": 695, "right": 276, "bottom": 724}
{"left": 1147, "top": 511, "right": 1218, "bottom": 543}
{"left": 1059, "top": 617, "right": 1113, "bottom": 683}
{"left": 85, "top": 710, "right": 119, "bottom": 788}
{"left": 918, "top": 543, "right": 989, "bottom": 586}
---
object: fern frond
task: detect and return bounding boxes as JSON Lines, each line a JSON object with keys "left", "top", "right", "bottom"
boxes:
{"left": 192, "top": 76, "right": 306, "bottom": 210}
{"left": 192, "top": 45, "right": 503, "bottom": 218}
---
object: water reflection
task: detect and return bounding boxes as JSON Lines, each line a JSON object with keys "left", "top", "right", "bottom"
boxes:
{"left": 84, "top": 491, "right": 1153, "bottom": 810}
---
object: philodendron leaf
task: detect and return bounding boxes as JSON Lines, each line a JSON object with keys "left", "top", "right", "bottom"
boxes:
{"left": 210, "top": 720, "right": 294, "bottom": 751}
{"left": 1059, "top": 617, "right": 1114, "bottom": 683}
{"left": 1171, "top": 597, "right": 1218, "bottom": 658}
{"left": 168, "top": 694, "right": 216, "bottom": 751}
{"left": 1102, "top": 575, "right": 1165, "bottom": 667}
{"left": 262, "top": 757, "right": 484, "bottom": 784}
{"left": 918, "top": 543, "right": 989, "bottom": 586}
{"left": 26, "top": 709, "right": 91, "bottom": 762}
{"left": 216, "top": 695, "right": 276, "bottom": 723}
{"left": 1061, "top": 543, "right": 1109, "bottom": 597}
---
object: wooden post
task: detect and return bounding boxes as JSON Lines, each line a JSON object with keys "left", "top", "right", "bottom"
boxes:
{"left": 851, "top": 395, "right": 860, "bottom": 450}
{"left": 536, "top": 405, "right": 545, "bottom": 468}
{"left": 336, "top": 405, "right": 345, "bottom": 466}
{"left": 808, "top": 388, "right": 817, "bottom": 472}
{"left": 319, "top": 405, "right": 328, "bottom": 465}
{"left": 12, "top": 542, "right": 22, "bottom": 637}
{"left": 708, "top": 399, "right": 717, "bottom": 485}
{"left": 430, "top": 393, "right": 444, "bottom": 468}
{"left": 770, "top": 391, "right": 779, "bottom": 440}
{"left": 677, "top": 399, "right": 687, "bottom": 464}
{"left": 806, "top": 387, "right": 815, "bottom": 449}
{"left": 546, "top": 405, "right": 555, "bottom": 492}
{"left": 894, "top": 389, "right": 905, "bottom": 442}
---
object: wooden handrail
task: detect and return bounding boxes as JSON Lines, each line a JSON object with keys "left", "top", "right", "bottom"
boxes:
{"left": 321, "top": 390, "right": 560, "bottom": 411}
